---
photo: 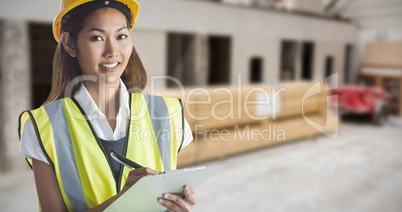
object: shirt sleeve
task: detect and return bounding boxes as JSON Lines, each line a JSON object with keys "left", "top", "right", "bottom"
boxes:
{"left": 19, "top": 120, "right": 51, "bottom": 165}
{"left": 180, "top": 118, "right": 193, "bottom": 149}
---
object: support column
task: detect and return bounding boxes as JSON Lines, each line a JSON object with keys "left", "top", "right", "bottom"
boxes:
{"left": 194, "top": 34, "right": 209, "bottom": 86}
{"left": 181, "top": 35, "right": 195, "bottom": 86}
{"left": 0, "top": 20, "right": 31, "bottom": 172}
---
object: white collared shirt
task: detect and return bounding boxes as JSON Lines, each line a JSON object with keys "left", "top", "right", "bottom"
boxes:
{"left": 20, "top": 79, "right": 193, "bottom": 165}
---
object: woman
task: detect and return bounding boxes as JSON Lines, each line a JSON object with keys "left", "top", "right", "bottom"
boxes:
{"left": 18, "top": 0, "right": 196, "bottom": 211}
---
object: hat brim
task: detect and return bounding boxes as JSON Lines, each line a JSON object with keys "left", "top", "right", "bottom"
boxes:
{"left": 53, "top": 0, "right": 140, "bottom": 42}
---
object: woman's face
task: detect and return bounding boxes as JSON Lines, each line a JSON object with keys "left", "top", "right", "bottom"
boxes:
{"left": 75, "top": 7, "right": 132, "bottom": 85}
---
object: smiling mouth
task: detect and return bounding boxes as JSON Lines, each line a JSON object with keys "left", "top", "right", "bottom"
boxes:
{"left": 99, "top": 62, "right": 119, "bottom": 68}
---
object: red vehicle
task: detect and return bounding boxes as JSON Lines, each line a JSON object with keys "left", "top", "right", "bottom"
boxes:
{"left": 331, "top": 85, "right": 390, "bottom": 125}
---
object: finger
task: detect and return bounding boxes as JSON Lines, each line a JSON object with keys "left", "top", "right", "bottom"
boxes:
{"left": 158, "top": 198, "right": 181, "bottom": 212}
{"left": 183, "top": 185, "right": 196, "bottom": 205}
{"left": 162, "top": 193, "right": 188, "bottom": 208}
{"left": 159, "top": 202, "right": 176, "bottom": 212}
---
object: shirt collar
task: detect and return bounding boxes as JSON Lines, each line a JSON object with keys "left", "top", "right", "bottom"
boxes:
{"left": 74, "top": 78, "right": 130, "bottom": 117}
{"left": 119, "top": 79, "right": 130, "bottom": 114}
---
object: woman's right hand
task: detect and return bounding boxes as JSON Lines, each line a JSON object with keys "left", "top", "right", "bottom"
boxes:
{"left": 122, "top": 167, "right": 161, "bottom": 193}
{"left": 86, "top": 167, "right": 161, "bottom": 211}
{"left": 33, "top": 159, "right": 161, "bottom": 212}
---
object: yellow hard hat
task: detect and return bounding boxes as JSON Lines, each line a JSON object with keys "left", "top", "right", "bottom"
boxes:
{"left": 53, "top": 0, "right": 140, "bottom": 42}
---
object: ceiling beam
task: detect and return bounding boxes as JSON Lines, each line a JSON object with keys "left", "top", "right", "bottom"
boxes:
{"left": 324, "top": 0, "right": 340, "bottom": 12}
{"left": 343, "top": 0, "right": 402, "bottom": 12}
{"left": 343, "top": 5, "right": 402, "bottom": 19}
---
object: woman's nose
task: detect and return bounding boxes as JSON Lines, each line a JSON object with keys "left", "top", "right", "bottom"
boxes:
{"left": 104, "top": 39, "right": 118, "bottom": 58}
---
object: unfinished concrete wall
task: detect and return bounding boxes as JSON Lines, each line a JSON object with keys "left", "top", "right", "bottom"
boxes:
{"left": 166, "top": 33, "right": 197, "bottom": 87}
{"left": 0, "top": 20, "right": 31, "bottom": 172}
{"left": 131, "top": 29, "right": 167, "bottom": 90}
{"left": 0, "top": 20, "right": 4, "bottom": 171}
{"left": 232, "top": 39, "right": 347, "bottom": 85}
{"left": 313, "top": 42, "right": 345, "bottom": 85}
{"left": 194, "top": 34, "right": 209, "bottom": 86}
{"left": 232, "top": 35, "right": 280, "bottom": 84}
{"left": 132, "top": 29, "right": 210, "bottom": 89}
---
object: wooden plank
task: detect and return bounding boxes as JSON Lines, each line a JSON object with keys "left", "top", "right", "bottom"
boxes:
{"left": 364, "top": 42, "right": 402, "bottom": 67}
{"left": 155, "top": 82, "right": 339, "bottom": 166}
{"left": 177, "top": 141, "right": 198, "bottom": 168}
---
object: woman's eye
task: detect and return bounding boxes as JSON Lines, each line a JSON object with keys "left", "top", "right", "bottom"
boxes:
{"left": 90, "top": 36, "right": 103, "bottom": 41}
{"left": 118, "top": 34, "right": 128, "bottom": 40}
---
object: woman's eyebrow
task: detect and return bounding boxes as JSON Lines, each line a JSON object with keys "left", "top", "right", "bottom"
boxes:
{"left": 116, "top": 26, "right": 128, "bottom": 32}
{"left": 87, "top": 26, "right": 128, "bottom": 33}
{"left": 88, "top": 27, "right": 105, "bottom": 33}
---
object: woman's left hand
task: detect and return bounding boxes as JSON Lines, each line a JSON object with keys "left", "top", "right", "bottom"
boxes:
{"left": 157, "top": 185, "right": 196, "bottom": 212}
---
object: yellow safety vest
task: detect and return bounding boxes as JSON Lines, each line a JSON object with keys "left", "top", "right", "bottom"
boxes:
{"left": 18, "top": 93, "right": 184, "bottom": 211}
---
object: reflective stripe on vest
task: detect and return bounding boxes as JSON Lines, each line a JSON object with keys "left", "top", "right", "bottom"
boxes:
{"left": 18, "top": 93, "right": 184, "bottom": 211}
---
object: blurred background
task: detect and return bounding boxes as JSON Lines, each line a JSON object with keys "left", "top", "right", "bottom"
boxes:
{"left": 1, "top": 0, "right": 402, "bottom": 211}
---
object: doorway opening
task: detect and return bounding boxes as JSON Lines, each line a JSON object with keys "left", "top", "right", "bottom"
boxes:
{"left": 29, "top": 23, "right": 57, "bottom": 108}
{"left": 208, "top": 36, "right": 231, "bottom": 85}
{"left": 301, "top": 42, "right": 315, "bottom": 81}
{"left": 344, "top": 44, "right": 353, "bottom": 84}
{"left": 280, "top": 40, "right": 298, "bottom": 81}
{"left": 166, "top": 33, "right": 196, "bottom": 88}
{"left": 250, "top": 57, "right": 263, "bottom": 83}
{"left": 325, "top": 56, "right": 334, "bottom": 83}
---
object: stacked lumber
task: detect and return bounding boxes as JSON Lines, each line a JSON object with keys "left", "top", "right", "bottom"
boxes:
{"left": 150, "top": 81, "right": 338, "bottom": 167}
{"left": 153, "top": 84, "right": 270, "bottom": 131}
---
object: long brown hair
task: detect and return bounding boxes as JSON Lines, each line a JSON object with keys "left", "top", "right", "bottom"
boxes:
{"left": 43, "top": 8, "right": 147, "bottom": 105}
